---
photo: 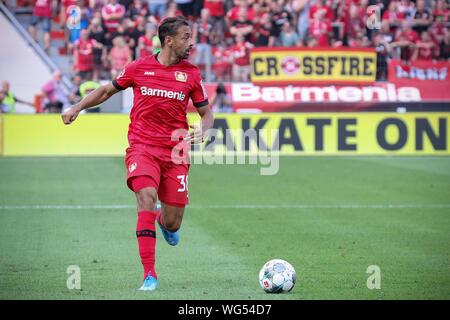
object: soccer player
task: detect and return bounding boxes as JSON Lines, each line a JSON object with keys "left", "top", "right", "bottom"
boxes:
{"left": 61, "top": 16, "right": 214, "bottom": 291}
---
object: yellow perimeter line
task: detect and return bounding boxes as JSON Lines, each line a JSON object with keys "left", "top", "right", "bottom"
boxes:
{"left": 0, "top": 115, "right": 3, "bottom": 156}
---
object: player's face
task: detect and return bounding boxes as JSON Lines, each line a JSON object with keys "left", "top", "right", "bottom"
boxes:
{"left": 171, "top": 25, "right": 194, "bottom": 60}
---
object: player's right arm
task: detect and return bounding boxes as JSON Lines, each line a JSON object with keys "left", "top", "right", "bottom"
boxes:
{"left": 62, "top": 60, "right": 136, "bottom": 125}
{"left": 61, "top": 82, "right": 120, "bottom": 125}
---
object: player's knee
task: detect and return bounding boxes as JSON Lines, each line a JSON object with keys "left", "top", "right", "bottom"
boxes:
{"left": 136, "top": 188, "right": 157, "bottom": 211}
{"left": 163, "top": 219, "right": 181, "bottom": 232}
{"left": 160, "top": 213, "right": 181, "bottom": 231}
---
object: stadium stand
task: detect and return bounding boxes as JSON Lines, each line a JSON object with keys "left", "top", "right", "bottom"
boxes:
{"left": 1, "top": 0, "right": 450, "bottom": 112}
{"left": 0, "top": 1, "right": 71, "bottom": 113}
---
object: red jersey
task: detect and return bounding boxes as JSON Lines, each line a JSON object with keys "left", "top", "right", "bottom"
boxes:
{"left": 382, "top": 10, "right": 405, "bottom": 22}
{"left": 310, "top": 19, "right": 332, "bottom": 47}
{"left": 230, "top": 42, "right": 252, "bottom": 66}
{"left": 138, "top": 35, "right": 153, "bottom": 58}
{"left": 62, "top": 0, "right": 77, "bottom": 7}
{"left": 227, "top": 6, "right": 255, "bottom": 22}
{"left": 112, "top": 54, "right": 209, "bottom": 159}
{"left": 74, "top": 39, "right": 94, "bottom": 72}
{"left": 33, "top": 0, "right": 51, "bottom": 17}
{"left": 212, "top": 47, "right": 232, "bottom": 72}
{"left": 309, "top": 4, "right": 334, "bottom": 21}
{"left": 396, "top": 30, "right": 420, "bottom": 43}
{"left": 417, "top": 43, "right": 435, "bottom": 60}
{"left": 204, "top": 0, "right": 225, "bottom": 17}
{"left": 102, "top": 3, "right": 126, "bottom": 33}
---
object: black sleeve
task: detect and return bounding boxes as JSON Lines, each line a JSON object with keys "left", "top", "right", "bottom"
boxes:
{"left": 112, "top": 79, "right": 125, "bottom": 91}
{"left": 193, "top": 99, "right": 209, "bottom": 108}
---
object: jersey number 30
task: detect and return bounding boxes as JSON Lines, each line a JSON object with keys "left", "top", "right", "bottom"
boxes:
{"left": 177, "top": 175, "right": 188, "bottom": 192}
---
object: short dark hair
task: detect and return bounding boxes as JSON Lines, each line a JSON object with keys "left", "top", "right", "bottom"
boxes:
{"left": 158, "top": 16, "right": 190, "bottom": 47}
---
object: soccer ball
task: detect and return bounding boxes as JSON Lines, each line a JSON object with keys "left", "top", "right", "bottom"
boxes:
{"left": 258, "top": 259, "right": 296, "bottom": 293}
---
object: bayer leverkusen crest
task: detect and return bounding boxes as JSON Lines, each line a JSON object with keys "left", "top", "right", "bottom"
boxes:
{"left": 175, "top": 71, "right": 187, "bottom": 82}
{"left": 281, "top": 56, "right": 301, "bottom": 75}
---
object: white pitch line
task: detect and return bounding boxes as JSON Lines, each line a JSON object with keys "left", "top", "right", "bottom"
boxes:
{"left": 0, "top": 205, "right": 135, "bottom": 210}
{"left": 193, "top": 204, "right": 450, "bottom": 209}
{"left": 0, "top": 204, "right": 449, "bottom": 210}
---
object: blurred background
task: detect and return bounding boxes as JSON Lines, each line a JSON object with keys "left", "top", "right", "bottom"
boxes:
{"left": 1, "top": 0, "right": 449, "bottom": 115}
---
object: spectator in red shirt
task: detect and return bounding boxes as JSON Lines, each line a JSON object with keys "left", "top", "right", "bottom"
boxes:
{"left": 73, "top": 29, "right": 99, "bottom": 80}
{"left": 227, "top": 0, "right": 255, "bottom": 28}
{"left": 397, "top": 0, "right": 416, "bottom": 20}
{"left": 137, "top": 23, "right": 160, "bottom": 58}
{"left": 229, "top": 6, "right": 254, "bottom": 42}
{"left": 391, "top": 20, "right": 419, "bottom": 61}
{"left": 413, "top": 31, "right": 437, "bottom": 61}
{"left": 87, "top": 17, "right": 107, "bottom": 81}
{"left": 102, "top": 0, "right": 126, "bottom": 33}
{"left": 309, "top": 0, "right": 334, "bottom": 22}
{"left": 28, "top": 0, "right": 53, "bottom": 53}
{"left": 253, "top": 12, "right": 277, "bottom": 47}
{"left": 396, "top": 20, "right": 420, "bottom": 44}
{"left": 127, "top": 16, "right": 148, "bottom": 59}
{"left": 348, "top": 31, "right": 371, "bottom": 48}
{"left": 108, "top": 36, "right": 132, "bottom": 78}
{"left": 204, "top": 0, "right": 226, "bottom": 38}
{"left": 382, "top": 0, "right": 405, "bottom": 29}
{"left": 212, "top": 42, "right": 233, "bottom": 82}
{"left": 347, "top": 3, "right": 365, "bottom": 40}
{"left": 251, "top": 0, "right": 266, "bottom": 20}
{"left": 309, "top": 8, "right": 332, "bottom": 47}
{"left": 433, "top": 0, "right": 450, "bottom": 24}
{"left": 230, "top": 34, "right": 253, "bottom": 82}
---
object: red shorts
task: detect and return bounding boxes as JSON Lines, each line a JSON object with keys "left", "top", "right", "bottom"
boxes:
{"left": 125, "top": 144, "right": 190, "bottom": 207}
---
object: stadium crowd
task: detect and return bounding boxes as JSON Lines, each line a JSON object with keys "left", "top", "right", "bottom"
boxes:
{"left": 21, "top": 0, "right": 450, "bottom": 83}
{"left": 2, "top": 0, "right": 450, "bottom": 113}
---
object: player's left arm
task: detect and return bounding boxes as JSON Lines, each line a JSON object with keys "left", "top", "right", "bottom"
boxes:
{"left": 187, "top": 105, "right": 214, "bottom": 144}
{"left": 187, "top": 70, "right": 215, "bottom": 144}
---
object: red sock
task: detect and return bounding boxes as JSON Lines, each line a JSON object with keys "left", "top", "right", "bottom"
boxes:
{"left": 136, "top": 211, "right": 157, "bottom": 279}
{"left": 156, "top": 207, "right": 163, "bottom": 226}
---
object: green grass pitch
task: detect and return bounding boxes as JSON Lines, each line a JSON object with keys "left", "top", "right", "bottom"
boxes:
{"left": 0, "top": 156, "right": 449, "bottom": 300}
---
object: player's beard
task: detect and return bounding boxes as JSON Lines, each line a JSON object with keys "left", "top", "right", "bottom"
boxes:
{"left": 180, "top": 47, "right": 192, "bottom": 60}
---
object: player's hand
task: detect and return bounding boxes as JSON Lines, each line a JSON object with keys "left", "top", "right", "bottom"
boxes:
{"left": 61, "top": 105, "right": 81, "bottom": 125}
{"left": 184, "top": 124, "right": 204, "bottom": 144}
